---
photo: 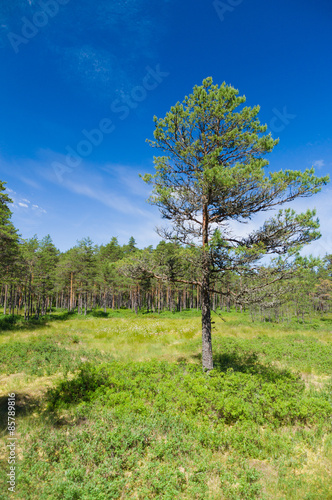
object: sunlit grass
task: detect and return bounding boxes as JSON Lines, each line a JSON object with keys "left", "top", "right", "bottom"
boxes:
{"left": 1, "top": 309, "right": 332, "bottom": 498}
{"left": 1, "top": 309, "right": 332, "bottom": 385}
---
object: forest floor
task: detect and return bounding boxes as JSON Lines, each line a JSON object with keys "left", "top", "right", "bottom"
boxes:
{"left": 0, "top": 309, "right": 332, "bottom": 499}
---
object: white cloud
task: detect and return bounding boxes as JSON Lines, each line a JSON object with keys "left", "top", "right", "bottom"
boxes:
{"left": 19, "top": 177, "right": 42, "bottom": 190}
{"left": 313, "top": 159, "right": 325, "bottom": 169}
{"left": 56, "top": 45, "right": 130, "bottom": 102}
{"left": 33, "top": 150, "right": 153, "bottom": 217}
{"left": 279, "top": 188, "right": 332, "bottom": 257}
{"left": 32, "top": 204, "right": 47, "bottom": 213}
{"left": 218, "top": 187, "right": 332, "bottom": 259}
{"left": 15, "top": 200, "right": 46, "bottom": 213}
{"left": 65, "top": 178, "right": 150, "bottom": 217}
{"left": 4, "top": 183, "right": 48, "bottom": 215}
{"left": 101, "top": 163, "right": 151, "bottom": 197}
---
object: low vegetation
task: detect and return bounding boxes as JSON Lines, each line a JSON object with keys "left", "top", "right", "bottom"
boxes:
{"left": 1, "top": 309, "right": 331, "bottom": 499}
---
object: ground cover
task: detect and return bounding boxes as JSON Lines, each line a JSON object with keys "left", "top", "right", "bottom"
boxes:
{"left": 0, "top": 309, "right": 331, "bottom": 499}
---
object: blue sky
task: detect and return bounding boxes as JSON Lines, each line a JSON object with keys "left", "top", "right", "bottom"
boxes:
{"left": 0, "top": 0, "right": 331, "bottom": 254}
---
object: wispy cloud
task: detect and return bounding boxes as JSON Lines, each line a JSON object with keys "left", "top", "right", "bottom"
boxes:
{"left": 227, "top": 188, "right": 332, "bottom": 258}
{"left": 32, "top": 204, "right": 46, "bottom": 213}
{"left": 43, "top": 0, "right": 173, "bottom": 102}
{"left": 19, "top": 176, "right": 42, "bottom": 189}
{"left": 57, "top": 45, "right": 129, "bottom": 100}
{"left": 278, "top": 189, "right": 332, "bottom": 257}
{"left": 65, "top": 178, "right": 147, "bottom": 216}
{"left": 32, "top": 149, "right": 153, "bottom": 217}
{"left": 5, "top": 184, "right": 47, "bottom": 215}
{"left": 1, "top": 150, "right": 154, "bottom": 219}
{"left": 101, "top": 163, "right": 151, "bottom": 197}
{"left": 313, "top": 159, "right": 325, "bottom": 169}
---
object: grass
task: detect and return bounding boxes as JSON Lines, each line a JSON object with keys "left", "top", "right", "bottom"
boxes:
{"left": 0, "top": 308, "right": 332, "bottom": 499}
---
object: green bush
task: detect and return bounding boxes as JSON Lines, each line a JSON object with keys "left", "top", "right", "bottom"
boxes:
{"left": 47, "top": 359, "right": 332, "bottom": 426}
{"left": 212, "top": 335, "right": 332, "bottom": 374}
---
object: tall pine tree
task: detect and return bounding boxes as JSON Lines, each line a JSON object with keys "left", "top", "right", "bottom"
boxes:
{"left": 142, "top": 78, "right": 329, "bottom": 370}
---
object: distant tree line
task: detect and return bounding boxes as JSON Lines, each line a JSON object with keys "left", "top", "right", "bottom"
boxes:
{"left": 0, "top": 179, "right": 331, "bottom": 323}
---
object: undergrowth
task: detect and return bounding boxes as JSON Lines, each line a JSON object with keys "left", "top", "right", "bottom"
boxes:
{"left": 0, "top": 312, "right": 331, "bottom": 499}
{"left": 0, "top": 336, "right": 112, "bottom": 376}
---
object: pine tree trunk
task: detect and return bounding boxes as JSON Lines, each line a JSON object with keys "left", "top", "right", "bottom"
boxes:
{"left": 201, "top": 256, "right": 213, "bottom": 370}
{"left": 9, "top": 284, "right": 12, "bottom": 315}
{"left": 24, "top": 284, "right": 27, "bottom": 320}
{"left": 227, "top": 284, "right": 230, "bottom": 312}
{"left": 158, "top": 281, "right": 161, "bottom": 314}
{"left": 4, "top": 284, "right": 8, "bottom": 315}
{"left": 70, "top": 272, "right": 73, "bottom": 312}
{"left": 27, "top": 277, "right": 31, "bottom": 320}
{"left": 12, "top": 286, "right": 16, "bottom": 315}
{"left": 201, "top": 202, "right": 213, "bottom": 371}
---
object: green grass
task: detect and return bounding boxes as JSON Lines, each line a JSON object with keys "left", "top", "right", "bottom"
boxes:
{"left": 0, "top": 335, "right": 112, "bottom": 377}
{"left": 0, "top": 309, "right": 332, "bottom": 499}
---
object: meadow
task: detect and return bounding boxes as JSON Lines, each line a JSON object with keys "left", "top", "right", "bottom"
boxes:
{"left": 0, "top": 309, "right": 331, "bottom": 499}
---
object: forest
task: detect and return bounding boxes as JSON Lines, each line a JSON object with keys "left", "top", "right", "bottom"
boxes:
{"left": 1, "top": 225, "right": 332, "bottom": 325}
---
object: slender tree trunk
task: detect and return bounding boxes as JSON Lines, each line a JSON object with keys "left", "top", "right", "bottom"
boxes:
{"left": 11, "top": 286, "right": 15, "bottom": 315}
{"left": 9, "top": 284, "right": 13, "bottom": 315}
{"left": 27, "top": 276, "right": 31, "bottom": 320}
{"left": 4, "top": 284, "right": 8, "bottom": 315}
{"left": 201, "top": 202, "right": 213, "bottom": 371}
{"left": 15, "top": 288, "right": 18, "bottom": 316}
{"left": 24, "top": 284, "right": 27, "bottom": 320}
{"left": 70, "top": 272, "right": 73, "bottom": 312}
{"left": 158, "top": 281, "right": 161, "bottom": 314}
{"left": 201, "top": 256, "right": 213, "bottom": 370}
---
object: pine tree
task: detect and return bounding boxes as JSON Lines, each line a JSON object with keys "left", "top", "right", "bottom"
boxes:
{"left": 21, "top": 236, "right": 39, "bottom": 319}
{"left": 142, "top": 78, "right": 329, "bottom": 370}
{"left": 0, "top": 181, "right": 19, "bottom": 272}
{"left": 34, "top": 235, "right": 59, "bottom": 316}
{"left": 76, "top": 238, "right": 97, "bottom": 315}
{"left": 0, "top": 181, "right": 20, "bottom": 314}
